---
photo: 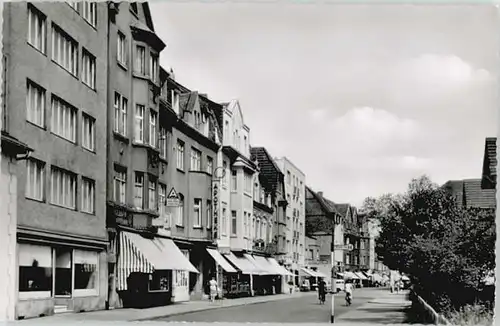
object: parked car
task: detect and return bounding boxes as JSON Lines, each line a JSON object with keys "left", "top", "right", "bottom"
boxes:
{"left": 300, "top": 279, "right": 310, "bottom": 292}
{"left": 324, "top": 280, "right": 332, "bottom": 293}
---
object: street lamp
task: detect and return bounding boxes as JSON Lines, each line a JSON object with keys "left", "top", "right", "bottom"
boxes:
{"left": 330, "top": 213, "right": 341, "bottom": 323}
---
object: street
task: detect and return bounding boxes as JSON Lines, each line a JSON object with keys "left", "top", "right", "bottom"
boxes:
{"left": 154, "top": 288, "right": 382, "bottom": 323}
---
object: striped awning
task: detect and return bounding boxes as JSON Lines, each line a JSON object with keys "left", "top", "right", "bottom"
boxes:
{"left": 250, "top": 255, "right": 277, "bottom": 276}
{"left": 266, "top": 258, "right": 294, "bottom": 277}
{"left": 206, "top": 248, "right": 237, "bottom": 273}
{"left": 344, "top": 271, "right": 359, "bottom": 279}
{"left": 355, "top": 272, "right": 368, "bottom": 280}
{"left": 117, "top": 231, "right": 199, "bottom": 291}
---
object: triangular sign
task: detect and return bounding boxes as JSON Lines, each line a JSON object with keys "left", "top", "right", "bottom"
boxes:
{"left": 167, "top": 187, "right": 179, "bottom": 199}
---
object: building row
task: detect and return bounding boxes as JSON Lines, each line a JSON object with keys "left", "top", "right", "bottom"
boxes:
{"left": 0, "top": 1, "right": 382, "bottom": 321}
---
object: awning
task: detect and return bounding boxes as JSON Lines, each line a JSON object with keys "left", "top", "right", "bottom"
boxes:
{"left": 355, "top": 272, "right": 368, "bottom": 280}
{"left": 224, "top": 252, "right": 260, "bottom": 275}
{"left": 300, "top": 268, "right": 316, "bottom": 277}
{"left": 117, "top": 231, "right": 199, "bottom": 291}
{"left": 250, "top": 255, "right": 277, "bottom": 275}
{"left": 266, "top": 258, "right": 294, "bottom": 276}
{"left": 243, "top": 254, "right": 270, "bottom": 275}
{"left": 344, "top": 271, "right": 359, "bottom": 279}
{"left": 336, "top": 272, "right": 345, "bottom": 278}
{"left": 206, "top": 248, "right": 237, "bottom": 273}
{"left": 309, "top": 269, "right": 327, "bottom": 278}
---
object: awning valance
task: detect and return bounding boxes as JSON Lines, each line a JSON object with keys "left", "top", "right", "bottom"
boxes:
{"left": 266, "top": 258, "right": 294, "bottom": 276}
{"left": 344, "top": 271, "right": 359, "bottom": 279}
{"left": 313, "top": 270, "right": 328, "bottom": 278}
{"left": 206, "top": 248, "right": 237, "bottom": 273}
{"left": 300, "top": 268, "right": 316, "bottom": 277}
{"left": 117, "top": 231, "right": 199, "bottom": 291}
{"left": 224, "top": 252, "right": 260, "bottom": 275}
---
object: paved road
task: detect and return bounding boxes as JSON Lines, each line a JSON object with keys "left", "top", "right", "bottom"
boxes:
{"left": 155, "top": 288, "right": 381, "bottom": 323}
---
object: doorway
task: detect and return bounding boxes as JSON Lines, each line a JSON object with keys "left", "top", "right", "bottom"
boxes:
{"left": 53, "top": 247, "right": 73, "bottom": 313}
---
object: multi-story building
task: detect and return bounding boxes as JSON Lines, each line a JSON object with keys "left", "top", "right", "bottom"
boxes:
{"left": 305, "top": 187, "right": 344, "bottom": 277}
{"left": 275, "top": 157, "right": 306, "bottom": 286}
{"left": 357, "top": 213, "right": 370, "bottom": 271}
{"left": 159, "top": 71, "right": 224, "bottom": 301}
{"left": 340, "top": 205, "right": 361, "bottom": 271}
{"left": 3, "top": 2, "right": 109, "bottom": 319}
{"left": 106, "top": 2, "right": 198, "bottom": 309}
{"left": 250, "top": 146, "right": 292, "bottom": 293}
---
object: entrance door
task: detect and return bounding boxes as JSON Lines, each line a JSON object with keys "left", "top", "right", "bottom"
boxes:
{"left": 53, "top": 247, "right": 72, "bottom": 312}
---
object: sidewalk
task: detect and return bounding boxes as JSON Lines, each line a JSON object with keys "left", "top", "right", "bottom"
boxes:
{"left": 16, "top": 291, "right": 317, "bottom": 323}
{"left": 337, "top": 290, "right": 412, "bottom": 324}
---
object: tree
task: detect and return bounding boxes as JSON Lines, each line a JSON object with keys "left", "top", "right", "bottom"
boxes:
{"left": 364, "top": 175, "right": 496, "bottom": 312}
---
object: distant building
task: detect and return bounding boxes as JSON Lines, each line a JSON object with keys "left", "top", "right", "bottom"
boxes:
{"left": 442, "top": 179, "right": 496, "bottom": 209}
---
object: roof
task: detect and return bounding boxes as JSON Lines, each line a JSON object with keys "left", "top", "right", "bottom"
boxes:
{"left": 481, "top": 137, "right": 496, "bottom": 189}
{"left": 250, "top": 147, "right": 283, "bottom": 193}
{"left": 305, "top": 187, "right": 340, "bottom": 216}
{"left": 334, "top": 203, "right": 350, "bottom": 218}
{"left": 443, "top": 179, "right": 496, "bottom": 209}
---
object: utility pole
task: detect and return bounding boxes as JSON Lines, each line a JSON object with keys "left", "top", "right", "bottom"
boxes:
{"left": 330, "top": 213, "right": 338, "bottom": 324}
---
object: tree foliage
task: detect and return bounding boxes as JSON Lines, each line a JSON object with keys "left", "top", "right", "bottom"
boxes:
{"left": 362, "top": 175, "right": 496, "bottom": 312}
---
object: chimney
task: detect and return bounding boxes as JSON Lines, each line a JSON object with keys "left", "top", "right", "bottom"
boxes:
{"left": 317, "top": 191, "right": 323, "bottom": 197}
{"left": 169, "top": 67, "right": 175, "bottom": 81}
{"left": 200, "top": 93, "right": 208, "bottom": 99}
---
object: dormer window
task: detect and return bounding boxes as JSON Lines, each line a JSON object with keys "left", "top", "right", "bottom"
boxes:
{"left": 171, "top": 91, "right": 180, "bottom": 114}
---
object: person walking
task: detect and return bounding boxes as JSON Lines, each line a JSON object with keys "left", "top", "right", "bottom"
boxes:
{"left": 317, "top": 278, "right": 326, "bottom": 304}
{"left": 208, "top": 276, "right": 218, "bottom": 302}
{"left": 345, "top": 279, "right": 354, "bottom": 306}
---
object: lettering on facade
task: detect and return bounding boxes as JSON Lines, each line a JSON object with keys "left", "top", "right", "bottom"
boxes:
{"left": 212, "top": 183, "right": 219, "bottom": 240}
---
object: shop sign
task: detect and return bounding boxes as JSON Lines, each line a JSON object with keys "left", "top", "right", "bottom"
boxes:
{"left": 166, "top": 187, "right": 180, "bottom": 206}
{"left": 212, "top": 183, "right": 219, "bottom": 240}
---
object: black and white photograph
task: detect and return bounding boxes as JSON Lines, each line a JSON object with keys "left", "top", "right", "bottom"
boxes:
{"left": 0, "top": 1, "right": 496, "bottom": 325}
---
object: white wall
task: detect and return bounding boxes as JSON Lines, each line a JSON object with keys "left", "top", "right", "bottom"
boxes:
{"left": 0, "top": 156, "right": 18, "bottom": 321}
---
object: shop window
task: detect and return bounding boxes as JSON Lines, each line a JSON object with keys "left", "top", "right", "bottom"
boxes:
{"left": 73, "top": 249, "right": 99, "bottom": 296}
{"left": 18, "top": 244, "right": 52, "bottom": 300}
{"left": 149, "top": 270, "right": 170, "bottom": 292}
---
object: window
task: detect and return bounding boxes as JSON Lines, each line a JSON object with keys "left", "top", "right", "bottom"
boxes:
{"left": 73, "top": 250, "right": 98, "bottom": 295}
{"left": 255, "top": 219, "right": 259, "bottom": 239}
{"left": 130, "top": 2, "right": 138, "bottom": 14}
{"left": 50, "top": 167, "right": 76, "bottom": 209}
{"left": 193, "top": 198, "right": 202, "bottom": 227}
{"left": 18, "top": 244, "right": 52, "bottom": 299}
{"left": 148, "top": 177, "right": 157, "bottom": 211}
{"left": 206, "top": 200, "right": 212, "bottom": 229}
{"left": 149, "top": 270, "right": 169, "bottom": 292}
{"left": 254, "top": 183, "right": 259, "bottom": 200}
{"left": 134, "top": 104, "right": 144, "bottom": 143}
{"left": 82, "top": 49, "right": 96, "bottom": 89}
{"left": 159, "top": 126, "right": 167, "bottom": 159}
{"left": 51, "top": 24, "right": 78, "bottom": 75}
{"left": 67, "top": 2, "right": 79, "bottom": 11}
{"left": 114, "top": 92, "right": 127, "bottom": 136}
{"left": 206, "top": 156, "right": 213, "bottom": 175}
{"left": 244, "top": 136, "right": 248, "bottom": 153}
{"left": 82, "top": 113, "right": 95, "bottom": 151}
{"left": 287, "top": 171, "right": 291, "bottom": 184}
{"left": 231, "top": 170, "right": 237, "bottom": 191}
{"left": 171, "top": 91, "right": 180, "bottom": 114}
{"left": 243, "top": 212, "right": 247, "bottom": 237}
{"left": 26, "top": 159, "right": 45, "bottom": 201}
{"left": 244, "top": 173, "right": 251, "bottom": 193}
{"left": 149, "top": 110, "right": 157, "bottom": 147}
{"left": 149, "top": 52, "right": 158, "bottom": 82}
{"left": 81, "top": 177, "right": 95, "bottom": 214}
{"left": 222, "top": 161, "right": 228, "bottom": 186}
{"left": 135, "top": 45, "right": 145, "bottom": 75}
{"left": 113, "top": 167, "right": 126, "bottom": 204}
{"left": 221, "top": 205, "right": 227, "bottom": 235}
{"left": 176, "top": 140, "right": 184, "bottom": 170}
{"left": 51, "top": 96, "right": 77, "bottom": 142}
{"left": 82, "top": 1, "right": 97, "bottom": 27}
{"left": 224, "top": 121, "right": 228, "bottom": 138}
{"left": 134, "top": 172, "right": 143, "bottom": 209}
{"left": 117, "top": 31, "right": 126, "bottom": 65}
{"left": 27, "top": 5, "right": 46, "bottom": 53}
{"left": 159, "top": 184, "right": 166, "bottom": 217}
{"left": 190, "top": 148, "right": 201, "bottom": 171}
{"left": 176, "top": 194, "right": 184, "bottom": 226}
{"left": 26, "top": 80, "right": 45, "bottom": 127}
{"left": 231, "top": 210, "right": 237, "bottom": 235}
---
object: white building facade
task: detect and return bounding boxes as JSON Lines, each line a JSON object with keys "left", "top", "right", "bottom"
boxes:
{"left": 274, "top": 157, "right": 306, "bottom": 287}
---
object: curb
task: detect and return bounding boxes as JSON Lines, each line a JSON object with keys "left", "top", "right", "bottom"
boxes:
{"left": 133, "top": 293, "right": 316, "bottom": 321}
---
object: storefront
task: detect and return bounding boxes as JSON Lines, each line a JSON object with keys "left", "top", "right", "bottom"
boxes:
{"left": 16, "top": 240, "right": 107, "bottom": 319}
{"left": 266, "top": 257, "right": 294, "bottom": 294}
{"left": 223, "top": 252, "right": 262, "bottom": 297}
{"left": 206, "top": 248, "right": 237, "bottom": 298}
{"left": 114, "top": 230, "right": 199, "bottom": 308}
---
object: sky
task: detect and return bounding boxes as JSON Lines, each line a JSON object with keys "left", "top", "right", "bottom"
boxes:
{"left": 149, "top": 2, "right": 499, "bottom": 207}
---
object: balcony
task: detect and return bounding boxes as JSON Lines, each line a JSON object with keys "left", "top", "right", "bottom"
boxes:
{"left": 107, "top": 201, "right": 159, "bottom": 234}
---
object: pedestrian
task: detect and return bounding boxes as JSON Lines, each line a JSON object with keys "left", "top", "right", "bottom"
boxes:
{"left": 345, "top": 279, "right": 354, "bottom": 306}
{"left": 208, "top": 276, "right": 218, "bottom": 302}
{"left": 318, "top": 278, "right": 326, "bottom": 304}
